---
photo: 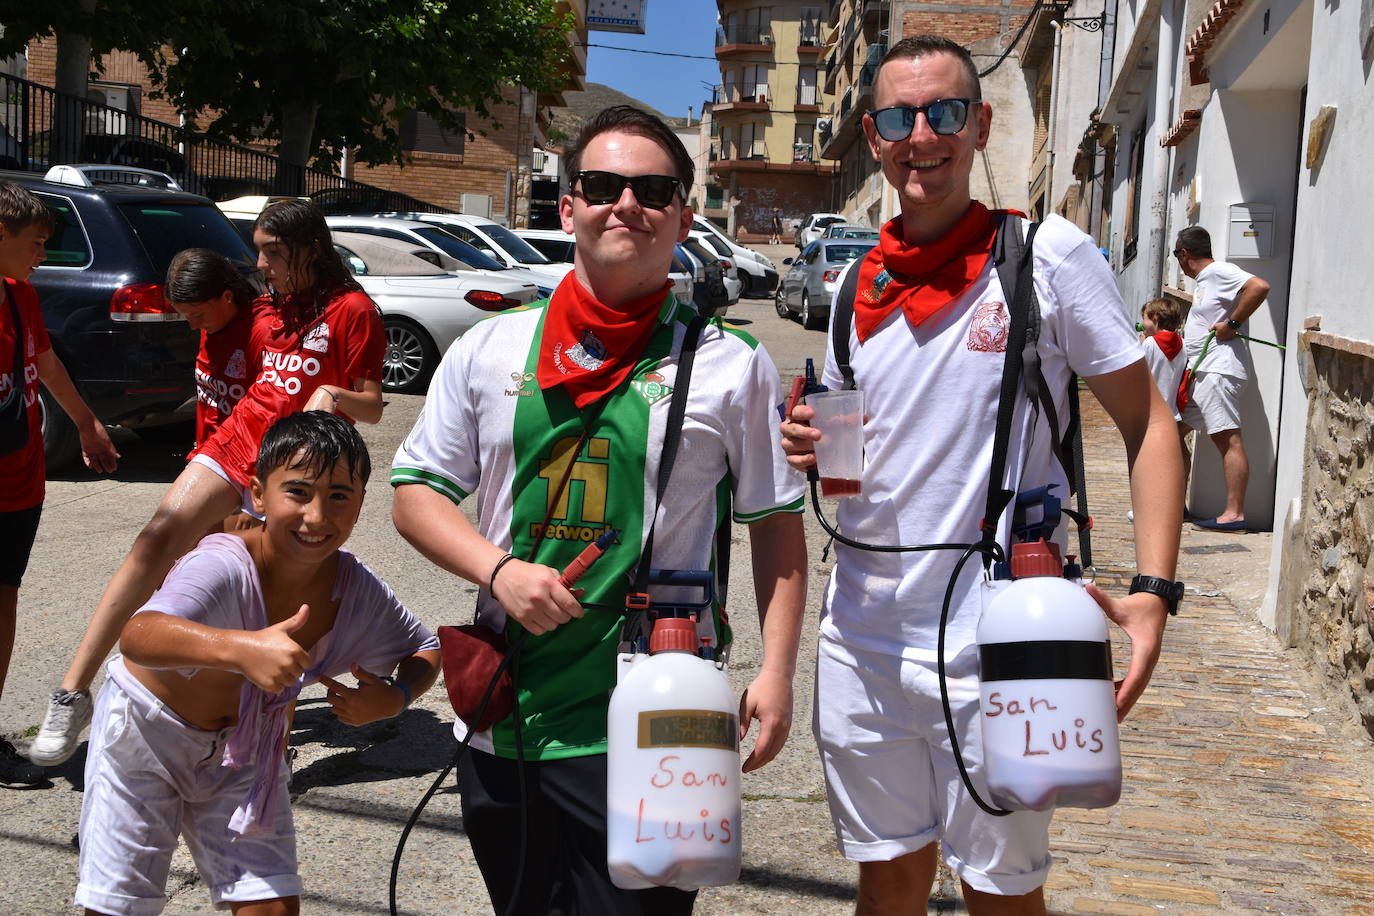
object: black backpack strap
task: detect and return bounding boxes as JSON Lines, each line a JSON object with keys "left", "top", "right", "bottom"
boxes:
{"left": 989, "top": 214, "right": 1092, "bottom": 568}
{"left": 979, "top": 214, "right": 1037, "bottom": 559}
{"left": 623, "top": 313, "right": 708, "bottom": 642}
{"left": 830, "top": 262, "right": 862, "bottom": 391}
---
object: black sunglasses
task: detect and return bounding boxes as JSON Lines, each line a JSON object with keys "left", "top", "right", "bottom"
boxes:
{"left": 868, "top": 99, "right": 980, "bottom": 141}
{"left": 573, "top": 170, "right": 685, "bottom": 209}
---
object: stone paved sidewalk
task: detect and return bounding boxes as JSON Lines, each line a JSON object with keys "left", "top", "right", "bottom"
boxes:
{"left": 1039, "top": 392, "right": 1374, "bottom": 915}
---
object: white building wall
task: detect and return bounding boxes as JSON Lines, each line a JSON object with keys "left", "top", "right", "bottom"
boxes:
{"left": 1262, "top": 0, "right": 1374, "bottom": 626}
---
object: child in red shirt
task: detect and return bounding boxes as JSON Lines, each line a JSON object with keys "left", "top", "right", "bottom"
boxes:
{"left": 0, "top": 182, "right": 118, "bottom": 785}
{"left": 30, "top": 199, "right": 384, "bottom": 767}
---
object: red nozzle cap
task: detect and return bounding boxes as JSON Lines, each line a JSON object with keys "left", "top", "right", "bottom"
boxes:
{"left": 650, "top": 617, "right": 697, "bottom": 654}
{"left": 1010, "top": 539, "right": 1063, "bottom": 578}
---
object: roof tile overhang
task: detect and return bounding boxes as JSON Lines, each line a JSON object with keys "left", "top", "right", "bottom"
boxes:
{"left": 1184, "top": 0, "right": 1249, "bottom": 85}
{"left": 1161, "top": 108, "right": 1202, "bottom": 146}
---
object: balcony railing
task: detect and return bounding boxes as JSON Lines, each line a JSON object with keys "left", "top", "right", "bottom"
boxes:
{"left": 0, "top": 72, "right": 447, "bottom": 209}
{"left": 716, "top": 24, "right": 773, "bottom": 46}
{"left": 793, "top": 142, "right": 815, "bottom": 163}
{"left": 718, "top": 140, "right": 767, "bottom": 161}
{"left": 712, "top": 83, "right": 770, "bottom": 106}
{"left": 797, "top": 84, "right": 818, "bottom": 106}
{"left": 705, "top": 185, "right": 725, "bottom": 208}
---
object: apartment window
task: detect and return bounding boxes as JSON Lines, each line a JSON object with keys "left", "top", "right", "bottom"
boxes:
{"left": 797, "top": 66, "right": 818, "bottom": 106}
{"left": 794, "top": 123, "right": 814, "bottom": 162}
{"left": 724, "top": 7, "right": 772, "bottom": 44}
{"left": 720, "top": 125, "right": 735, "bottom": 159}
{"left": 737, "top": 65, "right": 770, "bottom": 102}
{"left": 1122, "top": 124, "right": 1146, "bottom": 264}
{"left": 400, "top": 111, "right": 466, "bottom": 155}
{"left": 740, "top": 122, "right": 765, "bottom": 159}
{"left": 800, "top": 7, "right": 822, "bottom": 45}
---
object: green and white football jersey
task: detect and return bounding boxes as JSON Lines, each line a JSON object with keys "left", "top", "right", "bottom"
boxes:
{"left": 392, "top": 296, "right": 803, "bottom": 760}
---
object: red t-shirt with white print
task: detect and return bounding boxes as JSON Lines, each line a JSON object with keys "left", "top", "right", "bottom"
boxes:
{"left": 192, "top": 288, "right": 383, "bottom": 488}
{"left": 0, "top": 279, "right": 52, "bottom": 511}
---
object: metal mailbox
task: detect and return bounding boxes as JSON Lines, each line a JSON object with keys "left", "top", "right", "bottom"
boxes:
{"left": 1228, "top": 203, "right": 1274, "bottom": 259}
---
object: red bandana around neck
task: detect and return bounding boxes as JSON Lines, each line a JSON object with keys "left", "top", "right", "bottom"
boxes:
{"left": 1151, "top": 330, "right": 1183, "bottom": 361}
{"left": 852, "top": 201, "right": 1001, "bottom": 343}
{"left": 537, "top": 273, "right": 673, "bottom": 408}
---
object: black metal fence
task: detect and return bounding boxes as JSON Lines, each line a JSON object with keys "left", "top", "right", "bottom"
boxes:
{"left": 0, "top": 73, "right": 449, "bottom": 213}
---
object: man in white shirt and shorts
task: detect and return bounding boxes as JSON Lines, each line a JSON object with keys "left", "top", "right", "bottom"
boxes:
{"left": 1173, "top": 226, "right": 1270, "bottom": 532}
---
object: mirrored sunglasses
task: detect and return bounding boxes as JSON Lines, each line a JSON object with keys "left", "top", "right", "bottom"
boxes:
{"left": 868, "top": 99, "right": 979, "bottom": 141}
{"left": 574, "top": 170, "right": 685, "bottom": 209}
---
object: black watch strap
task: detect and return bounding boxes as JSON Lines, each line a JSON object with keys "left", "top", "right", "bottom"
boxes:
{"left": 1226, "top": 317, "right": 1241, "bottom": 329}
{"left": 1129, "top": 574, "right": 1184, "bottom": 615}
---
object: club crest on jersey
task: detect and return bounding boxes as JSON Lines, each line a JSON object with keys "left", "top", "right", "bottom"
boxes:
{"left": 861, "top": 269, "right": 891, "bottom": 304}
{"left": 302, "top": 322, "right": 330, "bottom": 354}
{"left": 225, "top": 349, "right": 247, "bottom": 379}
{"left": 505, "top": 370, "right": 535, "bottom": 397}
{"left": 966, "top": 300, "right": 1009, "bottom": 353}
{"left": 631, "top": 370, "right": 672, "bottom": 405}
{"left": 553, "top": 329, "right": 607, "bottom": 375}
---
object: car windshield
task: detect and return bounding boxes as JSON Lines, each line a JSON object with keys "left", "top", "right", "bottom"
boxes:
{"left": 822, "top": 242, "right": 876, "bottom": 263}
{"left": 118, "top": 203, "right": 252, "bottom": 274}
{"left": 414, "top": 227, "right": 507, "bottom": 270}
{"left": 816, "top": 216, "right": 845, "bottom": 228}
{"left": 700, "top": 234, "right": 731, "bottom": 257}
{"left": 480, "top": 222, "right": 552, "bottom": 265}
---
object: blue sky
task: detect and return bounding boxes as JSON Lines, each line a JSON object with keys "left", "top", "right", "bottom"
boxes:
{"left": 584, "top": 0, "right": 721, "bottom": 120}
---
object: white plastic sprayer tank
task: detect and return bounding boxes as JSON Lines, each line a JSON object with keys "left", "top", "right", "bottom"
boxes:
{"left": 606, "top": 616, "right": 742, "bottom": 890}
{"left": 976, "top": 539, "right": 1122, "bottom": 811}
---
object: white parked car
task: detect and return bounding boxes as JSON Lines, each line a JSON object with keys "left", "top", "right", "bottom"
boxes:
{"left": 324, "top": 215, "right": 553, "bottom": 297}
{"left": 514, "top": 227, "right": 695, "bottom": 305}
{"left": 331, "top": 231, "right": 538, "bottom": 394}
{"left": 691, "top": 217, "right": 777, "bottom": 298}
{"left": 795, "top": 212, "right": 847, "bottom": 248}
{"left": 393, "top": 211, "right": 575, "bottom": 292}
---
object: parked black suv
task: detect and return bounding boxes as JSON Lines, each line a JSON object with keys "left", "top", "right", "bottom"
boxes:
{"left": 4, "top": 167, "right": 255, "bottom": 468}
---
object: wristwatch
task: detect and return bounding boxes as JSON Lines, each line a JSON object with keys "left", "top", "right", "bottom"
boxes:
{"left": 1129, "top": 574, "right": 1185, "bottom": 616}
{"left": 1226, "top": 318, "right": 1241, "bottom": 330}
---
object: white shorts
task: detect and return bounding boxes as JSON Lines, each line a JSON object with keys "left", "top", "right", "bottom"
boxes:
{"left": 813, "top": 631, "right": 1053, "bottom": 896}
{"left": 76, "top": 660, "right": 299, "bottom": 915}
{"left": 1179, "top": 371, "right": 1244, "bottom": 435}
{"left": 189, "top": 453, "right": 262, "bottom": 520}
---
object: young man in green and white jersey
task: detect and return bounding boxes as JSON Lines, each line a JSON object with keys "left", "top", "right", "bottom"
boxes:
{"left": 391, "top": 106, "right": 807, "bottom": 916}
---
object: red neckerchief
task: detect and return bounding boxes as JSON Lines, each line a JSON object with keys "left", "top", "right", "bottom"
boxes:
{"left": 537, "top": 273, "right": 672, "bottom": 408}
{"left": 1152, "top": 330, "right": 1183, "bottom": 361}
{"left": 853, "top": 202, "right": 1002, "bottom": 342}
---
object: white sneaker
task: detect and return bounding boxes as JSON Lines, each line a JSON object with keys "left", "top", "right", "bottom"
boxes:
{"left": 28, "top": 689, "right": 93, "bottom": 766}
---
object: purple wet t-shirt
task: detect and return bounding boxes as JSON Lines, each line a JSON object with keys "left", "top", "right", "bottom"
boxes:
{"left": 133, "top": 533, "right": 438, "bottom": 834}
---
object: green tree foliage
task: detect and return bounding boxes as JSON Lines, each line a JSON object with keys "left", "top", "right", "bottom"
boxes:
{"left": 3, "top": 0, "right": 573, "bottom": 173}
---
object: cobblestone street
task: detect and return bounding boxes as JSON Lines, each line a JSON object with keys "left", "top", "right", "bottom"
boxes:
{"left": 1037, "top": 393, "right": 1374, "bottom": 915}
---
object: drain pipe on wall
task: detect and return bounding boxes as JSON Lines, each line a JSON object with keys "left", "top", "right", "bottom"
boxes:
{"left": 1149, "top": 0, "right": 1179, "bottom": 295}
{"left": 1046, "top": 20, "right": 1064, "bottom": 217}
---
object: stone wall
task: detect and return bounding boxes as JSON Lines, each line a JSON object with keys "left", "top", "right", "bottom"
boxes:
{"left": 1283, "top": 331, "right": 1374, "bottom": 737}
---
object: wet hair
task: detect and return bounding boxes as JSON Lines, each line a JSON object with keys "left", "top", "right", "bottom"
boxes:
{"left": 0, "top": 181, "right": 55, "bottom": 236}
{"left": 256, "top": 410, "right": 371, "bottom": 485}
{"left": 166, "top": 248, "right": 256, "bottom": 307}
{"left": 564, "top": 105, "right": 694, "bottom": 195}
{"left": 1142, "top": 297, "right": 1182, "bottom": 332}
{"left": 880, "top": 35, "right": 983, "bottom": 100}
{"left": 1175, "top": 226, "right": 1212, "bottom": 260}
{"left": 253, "top": 198, "right": 359, "bottom": 327}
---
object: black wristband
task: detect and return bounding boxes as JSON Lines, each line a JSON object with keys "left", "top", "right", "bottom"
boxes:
{"left": 1129, "top": 574, "right": 1185, "bottom": 616}
{"left": 488, "top": 553, "right": 517, "bottom": 597}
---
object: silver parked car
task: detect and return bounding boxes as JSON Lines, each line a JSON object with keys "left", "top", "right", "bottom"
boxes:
{"left": 823, "top": 223, "right": 880, "bottom": 241}
{"left": 774, "top": 238, "right": 876, "bottom": 329}
{"left": 331, "top": 231, "right": 539, "bottom": 394}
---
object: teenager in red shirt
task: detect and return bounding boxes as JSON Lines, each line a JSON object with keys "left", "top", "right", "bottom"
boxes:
{"left": 0, "top": 182, "right": 118, "bottom": 785}
{"left": 30, "top": 199, "right": 385, "bottom": 766}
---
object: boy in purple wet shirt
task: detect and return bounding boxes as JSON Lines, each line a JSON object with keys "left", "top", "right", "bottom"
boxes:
{"left": 75, "top": 412, "right": 439, "bottom": 916}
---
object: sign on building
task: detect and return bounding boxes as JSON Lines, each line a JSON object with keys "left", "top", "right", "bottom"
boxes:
{"left": 587, "top": 0, "right": 646, "bottom": 34}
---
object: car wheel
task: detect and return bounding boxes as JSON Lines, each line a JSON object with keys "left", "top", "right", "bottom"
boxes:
{"left": 800, "top": 290, "right": 824, "bottom": 330}
{"left": 774, "top": 287, "right": 791, "bottom": 318}
{"left": 383, "top": 317, "right": 439, "bottom": 395}
{"left": 38, "top": 387, "right": 82, "bottom": 471}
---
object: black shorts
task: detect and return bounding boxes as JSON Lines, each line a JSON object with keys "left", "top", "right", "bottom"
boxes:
{"left": 458, "top": 748, "right": 698, "bottom": 916}
{"left": 0, "top": 504, "right": 42, "bottom": 588}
